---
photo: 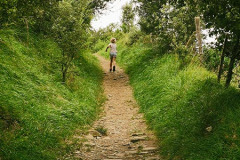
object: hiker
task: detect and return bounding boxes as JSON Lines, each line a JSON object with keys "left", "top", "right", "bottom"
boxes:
{"left": 106, "top": 38, "right": 117, "bottom": 72}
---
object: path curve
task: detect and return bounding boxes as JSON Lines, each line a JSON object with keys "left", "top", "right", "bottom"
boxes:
{"left": 76, "top": 54, "right": 161, "bottom": 160}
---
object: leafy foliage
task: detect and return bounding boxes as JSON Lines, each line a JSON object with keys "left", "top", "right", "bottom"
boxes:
{"left": 196, "top": 0, "right": 240, "bottom": 86}
{"left": 121, "top": 3, "right": 135, "bottom": 33}
{"left": 0, "top": 0, "right": 60, "bottom": 33}
{"left": 51, "top": 0, "right": 92, "bottom": 82}
{"left": 136, "top": 0, "right": 240, "bottom": 86}
{"left": 137, "top": 0, "right": 199, "bottom": 53}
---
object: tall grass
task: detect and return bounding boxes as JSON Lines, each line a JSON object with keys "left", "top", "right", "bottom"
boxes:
{"left": 0, "top": 29, "right": 103, "bottom": 159}
{"left": 99, "top": 35, "right": 240, "bottom": 159}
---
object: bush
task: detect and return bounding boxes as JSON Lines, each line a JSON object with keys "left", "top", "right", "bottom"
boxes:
{"left": 126, "top": 29, "right": 143, "bottom": 46}
{"left": 93, "top": 39, "right": 106, "bottom": 53}
{"left": 203, "top": 48, "right": 225, "bottom": 72}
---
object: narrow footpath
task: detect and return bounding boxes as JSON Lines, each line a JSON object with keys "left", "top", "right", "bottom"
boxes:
{"left": 75, "top": 54, "right": 161, "bottom": 160}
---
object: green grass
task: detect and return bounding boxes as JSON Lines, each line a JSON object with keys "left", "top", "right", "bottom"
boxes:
{"left": 0, "top": 29, "right": 103, "bottom": 159}
{"left": 99, "top": 35, "right": 240, "bottom": 159}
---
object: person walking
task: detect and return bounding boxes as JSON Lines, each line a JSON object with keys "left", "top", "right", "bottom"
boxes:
{"left": 106, "top": 38, "right": 117, "bottom": 72}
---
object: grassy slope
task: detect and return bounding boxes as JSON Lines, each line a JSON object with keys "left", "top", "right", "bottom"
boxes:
{"left": 0, "top": 29, "right": 103, "bottom": 159}
{"left": 99, "top": 36, "right": 240, "bottom": 159}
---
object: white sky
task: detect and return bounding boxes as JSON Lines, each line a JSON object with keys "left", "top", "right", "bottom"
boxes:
{"left": 91, "top": 0, "right": 132, "bottom": 30}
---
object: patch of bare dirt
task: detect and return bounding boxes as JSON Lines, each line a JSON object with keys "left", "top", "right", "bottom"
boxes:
{"left": 74, "top": 54, "right": 161, "bottom": 160}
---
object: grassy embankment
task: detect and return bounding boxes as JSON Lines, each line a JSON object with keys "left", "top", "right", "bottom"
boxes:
{"left": 98, "top": 35, "right": 240, "bottom": 159}
{"left": 0, "top": 29, "right": 103, "bottom": 159}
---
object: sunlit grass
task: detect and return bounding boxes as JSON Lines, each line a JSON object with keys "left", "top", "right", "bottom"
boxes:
{"left": 97, "top": 35, "right": 240, "bottom": 159}
{"left": 0, "top": 29, "right": 103, "bottom": 159}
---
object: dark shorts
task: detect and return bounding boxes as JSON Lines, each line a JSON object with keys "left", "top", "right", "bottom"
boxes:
{"left": 110, "top": 52, "right": 117, "bottom": 59}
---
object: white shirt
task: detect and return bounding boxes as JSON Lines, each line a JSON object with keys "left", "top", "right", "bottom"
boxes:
{"left": 108, "top": 43, "right": 117, "bottom": 53}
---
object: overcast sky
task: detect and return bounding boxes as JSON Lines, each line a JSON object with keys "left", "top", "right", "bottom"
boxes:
{"left": 91, "top": 0, "right": 132, "bottom": 30}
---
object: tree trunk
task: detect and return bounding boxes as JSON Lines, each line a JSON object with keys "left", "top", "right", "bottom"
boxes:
{"left": 225, "top": 36, "right": 240, "bottom": 87}
{"left": 62, "top": 63, "right": 67, "bottom": 83}
{"left": 62, "top": 70, "right": 66, "bottom": 83}
{"left": 226, "top": 56, "right": 236, "bottom": 87}
{"left": 195, "top": 17, "right": 203, "bottom": 55}
{"left": 24, "top": 17, "right": 29, "bottom": 47}
{"left": 217, "top": 36, "right": 228, "bottom": 82}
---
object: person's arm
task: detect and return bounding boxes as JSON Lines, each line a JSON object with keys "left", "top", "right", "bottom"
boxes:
{"left": 105, "top": 46, "right": 109, "bottom": 52}
{"left": 105, "top": 44, "right": 111, "bottom": 52}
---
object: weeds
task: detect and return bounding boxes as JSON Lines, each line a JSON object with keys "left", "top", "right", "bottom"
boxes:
{"left": 95, "top": 126, "right": 108, "bottom": 136}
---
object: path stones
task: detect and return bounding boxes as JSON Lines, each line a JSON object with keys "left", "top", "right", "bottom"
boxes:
{"left": 130, "top": 136, "right": 148, "bottom": 143}
{"left": 90, "top": 130, "right": 101, "bottom": 137}
{"left": 85, "top": 134, "right": 94, "bottom": 140}
{"left": 143, "top": 147, "right": 158, "bottom": 152}
{"left": 145, "top": 157, "right": 161, "bottom": 160}
{"left": 84, "top": 142, "right": 96, "bottom": 147}
{"left": 132, "top": 133, "right": 146, "bottom": 136}
{"left": 74, "top": 150, "right": 81, "bottom": 154}
{"left": 103, "top": 136, "right": 111, "bottom": 140}
{"left": 104, "top": 159, "right": 123, "bottom": 160}
{"left": 125, "top": 150, "right": 137, "bottom": 154}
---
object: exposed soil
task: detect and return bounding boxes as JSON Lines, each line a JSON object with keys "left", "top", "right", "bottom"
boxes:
{"left": 74, "top": 54, "right": 161, "bottom": 160}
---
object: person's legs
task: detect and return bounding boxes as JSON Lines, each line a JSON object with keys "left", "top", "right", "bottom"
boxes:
{"left": 112, "top": 57, "right": 116, "bottom": 72}
{"left": 110, "top": 56, "right": 113, "bottom": 72}
{"left": 112, "top": 57, "right": 116, "bottom": 66}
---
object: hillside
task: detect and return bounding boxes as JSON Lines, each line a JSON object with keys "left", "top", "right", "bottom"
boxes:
{"left": 0, "top": 29, "right": 103, "bottom": 159}
{"left": 98, "top": 35, "right": 240, "bottom": 159}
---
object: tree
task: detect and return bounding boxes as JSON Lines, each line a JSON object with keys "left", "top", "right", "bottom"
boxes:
{"left": 137, "top": 0, "right": 240, "bottom": 87}
{"left": 52, "top": 0, "right": 92, "bottom": 83}
{"left": 136, "top": 0, "right": 199, "bottom": 51}
{"left": 0, "top": 0, "right": 60, "bottom": 33}
{"left": 196, "top": 0, "right": 240, "bottom": 87}
{"left": 89, "top": 0, "right": 112, "bottom": 13}
{"left": 121, "top": 3, "right": 135, "bottom": 33}
{"left": 0, "top": 0, "right": 112, "bottom": 32}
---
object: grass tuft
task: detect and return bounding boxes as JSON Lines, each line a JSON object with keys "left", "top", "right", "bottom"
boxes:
{"left": 95, "top": 126, "right": 107, "bottom": 136}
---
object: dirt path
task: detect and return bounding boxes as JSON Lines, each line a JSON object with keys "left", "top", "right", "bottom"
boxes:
{"left": 75, "top": 54, "right": 161, "bottom": 160}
